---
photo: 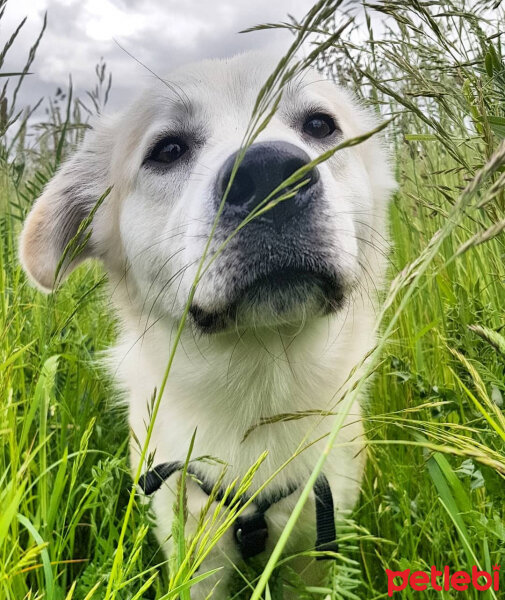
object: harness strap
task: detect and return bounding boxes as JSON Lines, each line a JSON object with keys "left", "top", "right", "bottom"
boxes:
{"left": 138, "top": 462, "right": 338, "bottom": 561}
{"left": 313, "top": 474, "right": 339, "bottom": 558}
{"left": 139, "top": 461, "right": 183, "bottom": 494}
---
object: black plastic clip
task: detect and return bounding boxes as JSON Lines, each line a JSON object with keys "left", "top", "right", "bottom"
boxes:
{"left": 234, "top": 512, "right": 268, "bottom": 560}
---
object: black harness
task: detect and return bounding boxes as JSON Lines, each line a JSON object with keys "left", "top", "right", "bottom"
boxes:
{"left": 139, "top": 462, "right": 338, "bottom": 561}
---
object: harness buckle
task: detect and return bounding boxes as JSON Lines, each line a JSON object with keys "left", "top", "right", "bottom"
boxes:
{"left": 234, "top": 512, "right": 268, "bottom": 559}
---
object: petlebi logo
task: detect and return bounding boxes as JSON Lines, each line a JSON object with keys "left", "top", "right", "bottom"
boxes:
{"left": 386, "top": 565, "right": 501, "bottom": 596}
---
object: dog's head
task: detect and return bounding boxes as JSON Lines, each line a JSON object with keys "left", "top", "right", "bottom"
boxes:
{"left": 20, "top": 52, "right": 395, "bottom": 334}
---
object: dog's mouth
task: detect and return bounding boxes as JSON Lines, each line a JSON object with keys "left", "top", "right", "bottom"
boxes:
{"left": 190, "top": 266, "right": 345, "bottom": 334}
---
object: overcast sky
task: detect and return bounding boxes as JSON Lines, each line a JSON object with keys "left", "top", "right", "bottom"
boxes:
{"left": 4, "top": 0, "right": 320, "bottom": 114}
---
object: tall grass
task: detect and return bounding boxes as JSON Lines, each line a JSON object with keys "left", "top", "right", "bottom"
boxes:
{"left": 0, "top": 0, "right": 504, "bottom": 598}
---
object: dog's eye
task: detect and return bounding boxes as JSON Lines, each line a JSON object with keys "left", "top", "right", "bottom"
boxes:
{"left": 146, "top": 137, "right": 188, "bottom": 165}
{"left": 303, "top": 113, "right": 338, "bottom": 139}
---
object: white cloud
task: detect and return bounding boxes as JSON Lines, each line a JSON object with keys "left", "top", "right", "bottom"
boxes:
{"left": 83, "top": 0, "right": 150, "bottom": 41}
{"left": 3, "top": 0, "right": 317, "bottom": 112}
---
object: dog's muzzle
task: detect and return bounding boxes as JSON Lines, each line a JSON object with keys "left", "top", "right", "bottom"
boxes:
{"left": 190, "top": 141, "right": 345, "bottom": 333}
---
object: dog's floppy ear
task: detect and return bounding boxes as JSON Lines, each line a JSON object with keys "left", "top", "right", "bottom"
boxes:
{"left": 20, "top": 125, "right": 114, "bottom": 292}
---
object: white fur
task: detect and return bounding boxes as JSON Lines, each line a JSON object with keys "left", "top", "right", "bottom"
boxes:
{"left": 20, "top": 52, "right": 395, "bottom": 598}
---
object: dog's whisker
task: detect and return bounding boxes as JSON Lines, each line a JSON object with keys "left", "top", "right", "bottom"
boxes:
{"left": 138, "top": 247, "right": 185, "bottom": 322}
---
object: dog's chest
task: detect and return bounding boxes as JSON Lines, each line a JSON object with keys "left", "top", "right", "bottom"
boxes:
{"left": 129, "top": 356, "right": 326, "bottom": 488}
{"left": 112, "top": 307, "right": 371, "bottom": 500}
{"left": 115, "top": 324, "right": 355, "bottom": 488}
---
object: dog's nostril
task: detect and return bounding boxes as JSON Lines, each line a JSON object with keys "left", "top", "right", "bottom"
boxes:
{"left": 282, "top": 161, "right": 301, "bottom": 188}
{"left": 306, "top": 164, "right": 320, "bottom": 187}
{"left": 224, "top": 168, "right": 256, "bottom": 207}
{"left": 281, "top": 158, "right": 319, "bottom": 191}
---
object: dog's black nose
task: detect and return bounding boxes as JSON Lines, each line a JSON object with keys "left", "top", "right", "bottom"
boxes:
{"left": 216, "top": 141, "right": 320, "bottom": 225}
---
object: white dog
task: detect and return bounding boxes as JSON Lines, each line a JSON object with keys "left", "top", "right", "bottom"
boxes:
{"left": 20, "top": 52, "right": 394, "bottom": 598}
